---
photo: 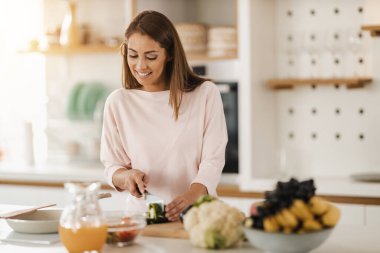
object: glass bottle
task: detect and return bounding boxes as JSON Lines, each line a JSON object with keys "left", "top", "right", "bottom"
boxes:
{"left": 59, "top": 181, "right": 107, "bottom": 253}
{"left": 59, "top": 0, "right": 80, "bottom": 47}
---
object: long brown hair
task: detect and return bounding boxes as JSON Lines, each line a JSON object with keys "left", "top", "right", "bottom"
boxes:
{"left": 121, "top": 10, "right": 208, "bottom": 120}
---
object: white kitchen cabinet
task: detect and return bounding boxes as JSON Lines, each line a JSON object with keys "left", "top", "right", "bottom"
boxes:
{"left": 0, "top": 185, "right": 66, "bottom": 207}
{"left": 0, "top": 185, "right": 127, "bottom": 211}
{"left": 335, "top": 203, "right": 366, "bottom": 226}
{"left": 220, "top": 197, "right": 261, "bottom": 216}
{"left": 365, "top": 205, "right": 380, "bottom": 225}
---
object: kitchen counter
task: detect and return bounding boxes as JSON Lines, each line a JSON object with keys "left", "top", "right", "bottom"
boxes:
{"left": 0, "top": 204, "right": 379, "bottom": 253}
{"left": 1, "top": 163, "right": 380, "bottom": 204}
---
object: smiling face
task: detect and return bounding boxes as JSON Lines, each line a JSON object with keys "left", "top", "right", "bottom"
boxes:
{"left": 127, "top": 32, "right": 169, "bottom": 92}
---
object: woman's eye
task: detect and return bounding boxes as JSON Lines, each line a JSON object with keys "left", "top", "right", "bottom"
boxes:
{"left": 146, "top": 56, "right": 157, "bottom": 60}
{"left": 128, "top": 55, "right": 138, "bottom": 58}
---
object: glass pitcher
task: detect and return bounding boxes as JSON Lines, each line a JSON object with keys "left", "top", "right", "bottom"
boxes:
{"left": 59, "top": 181, "right": 107, "bottom": 253}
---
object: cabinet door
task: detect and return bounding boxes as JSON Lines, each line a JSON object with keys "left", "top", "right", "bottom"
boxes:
{"left": 220, "top": 197, "right": 262, "bottom": 216}
{"left": 335, "top": 203, "right": 365, "bottom": 226}
{"left": 0, "top": 185, "right": 64, "bottom": 206}
{"left": 0, "top": 185, "right": 128, "bottom": 210}
{"left": 365, "top": 205, "right": 380, "bottom": 225}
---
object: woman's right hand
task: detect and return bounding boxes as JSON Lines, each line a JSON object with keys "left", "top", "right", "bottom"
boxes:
{"left": 112, "top": 168, "right": 148, "bottom": 198}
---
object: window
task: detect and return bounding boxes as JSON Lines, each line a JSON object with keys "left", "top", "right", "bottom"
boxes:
{"left": 0, "top": 0, "right": 46, "bottom": 166}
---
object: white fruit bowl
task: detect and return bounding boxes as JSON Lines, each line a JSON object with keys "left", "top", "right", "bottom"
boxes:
{"left": 243, "top": 227, "right": 334, "bottom": 253}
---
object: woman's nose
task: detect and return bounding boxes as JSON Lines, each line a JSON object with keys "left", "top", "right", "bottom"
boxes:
{"left": 136, "top": 57, "right": 147, "bottom": 69}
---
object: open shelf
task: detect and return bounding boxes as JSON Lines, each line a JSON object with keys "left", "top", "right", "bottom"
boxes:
{"left": 19, "top": 45, "right": 237, "bottom": 61}
{"left": 187, "top": 54, "right": 237, "bottom": 61}
{"left": 19, "top": 45, "right": 120, "bottom": 55}
{"left": 267, "top": 77, "right": 373, "bottom": 89}
{"left": 361, "top": 25, "right": 380, "bottom": 37}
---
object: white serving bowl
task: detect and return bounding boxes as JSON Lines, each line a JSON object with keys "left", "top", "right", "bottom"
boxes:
{"left": 6, "top": 209, "right": 62, "bottom": 234}
{"left": 243, "top": 227, "right": 334, "bottom": 253}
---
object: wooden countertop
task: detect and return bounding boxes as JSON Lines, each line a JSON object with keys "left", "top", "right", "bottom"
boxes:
{"left": 1, "top": 179, "right": 380, "bottom": 205}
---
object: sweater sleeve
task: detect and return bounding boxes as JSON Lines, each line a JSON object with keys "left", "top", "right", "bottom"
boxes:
{"left": 100, "top": 92, "right": 131, "bottom": 190}
{"left": 191, "top": 84, "right": 228, "bottom": 196}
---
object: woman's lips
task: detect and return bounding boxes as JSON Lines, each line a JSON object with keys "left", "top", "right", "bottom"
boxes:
{"left": 136, "top": 70, "right": 152, "bottom": 78}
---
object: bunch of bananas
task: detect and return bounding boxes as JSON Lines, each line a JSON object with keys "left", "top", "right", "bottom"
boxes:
{"left": 244, "top": 178, "right": 340, "bottom": 234}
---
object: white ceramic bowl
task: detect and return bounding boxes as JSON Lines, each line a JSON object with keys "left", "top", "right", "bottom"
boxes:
{"left": 243, "top": 227, "right": 334, "bottom": 253}
{"left": 6, "top": 209, "right": 62, "bottom": 234}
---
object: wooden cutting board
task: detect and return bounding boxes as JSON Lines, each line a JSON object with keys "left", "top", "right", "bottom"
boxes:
{"left": 141, "top": 221, "right": 189, "bottom": 239}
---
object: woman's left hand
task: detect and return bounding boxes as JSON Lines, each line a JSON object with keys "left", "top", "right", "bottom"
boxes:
{"left": 166, "top": 183, "right": 207, "bottom": 221}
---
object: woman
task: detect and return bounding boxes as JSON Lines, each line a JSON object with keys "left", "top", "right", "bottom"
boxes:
{"left": 100, "top": 10, "right": 227, "bottom": 221}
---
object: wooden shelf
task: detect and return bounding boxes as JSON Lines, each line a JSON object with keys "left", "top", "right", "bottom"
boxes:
{"left": 267, "top": 77, "right": 373, "bottom": 89}
{"left": 19, "top": 45, "right": 237, "bottom": 61}
{"left": 187, "top": 54, "right": 237, "bottom": 61}
{"left": 19, "top": 44, "right": 121, "bottom": 55}
{"left": 361, "top": 25, "right": 380, "bottom": 37}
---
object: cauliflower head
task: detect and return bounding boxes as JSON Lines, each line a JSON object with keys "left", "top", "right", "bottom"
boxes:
{"left": 184, "top": 199, "right": 245, "bottom": 249}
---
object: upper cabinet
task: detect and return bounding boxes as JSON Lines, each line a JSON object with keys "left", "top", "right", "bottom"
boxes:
{"left": 23, "top": 0, "right": 238, "bottom": 62}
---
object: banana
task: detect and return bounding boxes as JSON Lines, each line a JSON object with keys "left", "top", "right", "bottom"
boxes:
{"left": 274, "top": 211, "right": 287, "bottom": 228}
{"left": 281, "top": 208, "right": 298, "bottom": 228}
{"left": 321, "top": 204, "right": 341, "bottom": 227}
{"left": 296, "top": 228, "right": 306, "bottom": 234}
{"left": 303, "top": 219, "right": 323, "bottom": 231}
{"left": 283, "top": 226, "right": 293, "bottom": 234}
{"left": 309, "top": 196, "right": 330, "bottom": 216}
{"left": 263, "top": 216, "right": 280, "bottom": 232}
{"left": 290, "top": 199, "right": 314, "bottom": 220}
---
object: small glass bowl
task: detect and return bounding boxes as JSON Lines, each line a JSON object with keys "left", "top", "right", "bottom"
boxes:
{"left": 105, "top": 211, "right": 146, "bottom": 247}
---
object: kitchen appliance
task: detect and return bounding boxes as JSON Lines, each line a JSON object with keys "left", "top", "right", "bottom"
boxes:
{"left": 216, "top": 81, "right": 239, "bottom": 174}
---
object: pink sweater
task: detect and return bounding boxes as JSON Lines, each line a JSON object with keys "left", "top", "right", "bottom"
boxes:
{"left": 100, "top": 81, "right": 227, "bottom": 203}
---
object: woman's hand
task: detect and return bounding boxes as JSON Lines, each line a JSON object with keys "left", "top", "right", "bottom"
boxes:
{"left": 112, "top": 168, "right": 148, "bottom": 198}
{"left": 166, "top": 183, "right": 208, "bottom": 221}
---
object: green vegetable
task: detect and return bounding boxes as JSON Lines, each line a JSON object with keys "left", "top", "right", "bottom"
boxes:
{"left": 193, "top": 195, "right": 216, "bottom": 207}
{"left": 146, "top": 203, "right": 168, "bottom": 224}
{"left": 205, "top": 229, "right": 226, "bottom": 249}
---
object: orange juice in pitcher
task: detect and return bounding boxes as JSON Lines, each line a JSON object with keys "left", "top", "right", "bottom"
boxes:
{"left": 59, "top": 225, "right": 107, "bottom": 252}
{"left": 59, "top": 181, "right": 107, "bottom": 253}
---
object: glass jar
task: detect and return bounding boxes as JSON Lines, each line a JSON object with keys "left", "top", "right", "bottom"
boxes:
{"left": 59, "top": 181, "right": 107, "bottom": 253}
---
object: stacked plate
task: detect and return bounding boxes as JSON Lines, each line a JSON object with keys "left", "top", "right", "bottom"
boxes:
{"left": 175, "top": 23, "right": 208, "bottom": 55}
{"left": 66, "top": 82, "right": 109, "bottom": 120}
{"left": 207, "top": 26, "right": 237, "bottom": 57}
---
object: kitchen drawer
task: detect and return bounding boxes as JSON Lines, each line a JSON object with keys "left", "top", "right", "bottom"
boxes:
{"left": 0, "top": 185, "right": 127, "bottom": 210}
{"left": 335, "top": 203, "right": 365, "bottom": 226}
{"left": 365, "top": 205, "right": 380, "bottom": 225}
{"left": 220, "top": 197, "right": 262, "bottom": 216}
{"left": 0, "top": 185, "right": 65, "bottom": 206}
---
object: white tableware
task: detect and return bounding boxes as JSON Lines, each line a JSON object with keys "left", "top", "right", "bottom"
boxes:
{"left": 0, "top": 204, "right": 56, "bottom": 219}
{"left": 243, "top": 227, "right": 333, "bottom": 253}
{"left": 5, "top": 209, "right": 62, "bottom": 234}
